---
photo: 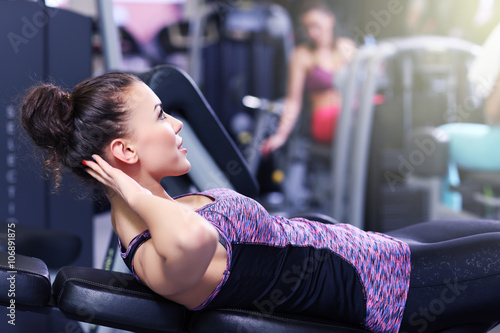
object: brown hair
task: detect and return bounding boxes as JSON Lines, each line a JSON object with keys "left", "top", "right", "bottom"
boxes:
{"left": 299, "top": 0, "right": 335, "bottom": 17}
{"left": 20, "top": 72, "right": 140, "bottom": 189}
{"left": 298, "top": 0, "right": 337, "bottom": 49}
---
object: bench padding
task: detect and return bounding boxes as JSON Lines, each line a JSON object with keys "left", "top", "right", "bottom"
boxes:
{"left": 0, "top": 252, "right": 51, "bottom": 307}
{"left": 53, "top": 266, "right": 188, "bottom": 332}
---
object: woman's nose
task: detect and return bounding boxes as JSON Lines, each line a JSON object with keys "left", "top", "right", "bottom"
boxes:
{"left": 171, "top": 115, "right": 183, "bottom": 134}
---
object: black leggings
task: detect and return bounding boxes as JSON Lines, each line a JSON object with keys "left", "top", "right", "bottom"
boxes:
{"left": 386, "top": 220, "right": 500, "bottom": 332}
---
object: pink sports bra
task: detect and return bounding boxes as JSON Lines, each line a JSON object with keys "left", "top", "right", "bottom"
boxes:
{"left": 305, "top": 66, "right": 335, "bottom": 92}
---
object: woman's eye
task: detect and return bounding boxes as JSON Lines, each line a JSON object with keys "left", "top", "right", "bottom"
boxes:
{"left": 159, "top": 109, "right": 167, "bottom": 120}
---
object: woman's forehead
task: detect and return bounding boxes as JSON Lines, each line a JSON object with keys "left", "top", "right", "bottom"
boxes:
{"left": 302, "top": 8, "right": 334, "bottom": 21}
{"left": 127, "top": 81, "right": 160, "bottom": 106}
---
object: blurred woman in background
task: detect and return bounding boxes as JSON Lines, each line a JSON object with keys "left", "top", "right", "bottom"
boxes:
{"left": 261, "top": 0, "right": 356, "bottom": 155}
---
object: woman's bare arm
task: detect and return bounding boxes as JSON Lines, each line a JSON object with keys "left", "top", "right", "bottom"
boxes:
{"left": 260, "top": 47, "right": 309, "bottom": 155}
{"left": 85, "top": 155, "right": 219, "bottom": 295}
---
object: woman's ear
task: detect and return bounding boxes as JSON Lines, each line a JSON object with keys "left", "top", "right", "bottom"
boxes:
{"left": 109, "top": 138, "right": 138, "bottom": 164}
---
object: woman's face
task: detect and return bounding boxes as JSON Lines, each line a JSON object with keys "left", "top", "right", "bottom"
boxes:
{"left": 124, "top": 81, "right": 191, "bottom": 181}
{"left": 301, "top": 8, "right": 336, "bottom": 48}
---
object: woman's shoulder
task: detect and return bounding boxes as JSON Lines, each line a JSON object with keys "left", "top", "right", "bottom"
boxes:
{"left": 293, "top": 43, "right": 315, "bottom": 58}
{"left": 291, "top": 45, "right": 315, "bottom": 68}
{"left": 198, "top": 188, "right": 244, "bottom": 201}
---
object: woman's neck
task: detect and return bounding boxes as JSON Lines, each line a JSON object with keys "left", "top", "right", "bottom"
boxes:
{"left": 315, "top": 40, "right": 336, "bottom": 52}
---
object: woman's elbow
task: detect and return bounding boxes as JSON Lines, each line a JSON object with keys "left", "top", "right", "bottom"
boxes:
{"left": 178, "top": 218, "right": 219, "bottom": 256}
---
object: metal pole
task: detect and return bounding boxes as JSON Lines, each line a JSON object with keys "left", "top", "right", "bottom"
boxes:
{"left": 96, "top": 0, "right": 123, "bottom": 71}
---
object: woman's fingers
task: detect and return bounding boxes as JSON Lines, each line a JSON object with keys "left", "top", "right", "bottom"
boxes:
{"left": 82, "top": 154, "right": 147, "bottom": 198}
{"left": 91, "top": 154, "right": 107, "bottom": 166}
{"left": 83, "top": 162, "right": 112, "bottom": 186}
{"left": 84, "top": 155, "right": 116, "bottom": 176}
{"left": 88, "top": 154, "right": 112, "bottom": 174}
{"left": 82, "top": 155, "right": 116, "bottom": 186}
{"left": 85, "top": 167, "right": 108, "bottom": 186}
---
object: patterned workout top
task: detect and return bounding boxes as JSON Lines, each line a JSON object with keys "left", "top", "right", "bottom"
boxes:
{"left": 120, "top": 188, "right": 411, "bottom": 333}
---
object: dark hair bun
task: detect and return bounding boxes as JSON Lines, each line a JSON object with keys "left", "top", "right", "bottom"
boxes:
{"left": 20, "top": 83, "right": 74, "bottom": 187}
{"left": 19, "top": 72, "right": 138, "bottom": 190}
{"left": 21, "top": 83, "right": 73, "bottom": 153}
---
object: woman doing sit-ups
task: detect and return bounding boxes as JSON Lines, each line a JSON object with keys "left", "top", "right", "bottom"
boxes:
{"left": 20, "top": 71, "right": 500, "bottom": 333}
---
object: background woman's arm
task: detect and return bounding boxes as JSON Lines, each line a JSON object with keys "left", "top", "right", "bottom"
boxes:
{"left": 260, "top": 47, "right": 309, "bottom": 155}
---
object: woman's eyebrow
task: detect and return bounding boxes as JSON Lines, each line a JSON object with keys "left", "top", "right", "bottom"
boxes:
{"left": 153, "top": 103, "right": 162, "bottom": 112}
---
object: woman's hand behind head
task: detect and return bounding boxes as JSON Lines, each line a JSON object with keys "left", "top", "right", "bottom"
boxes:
{"left": 83, "top": 154, "right": 152, "bottom": 203}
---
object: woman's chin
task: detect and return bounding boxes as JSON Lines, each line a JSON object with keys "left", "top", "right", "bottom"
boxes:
{"left": 177, "top": 164, "right": 192, "bottom": 176}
